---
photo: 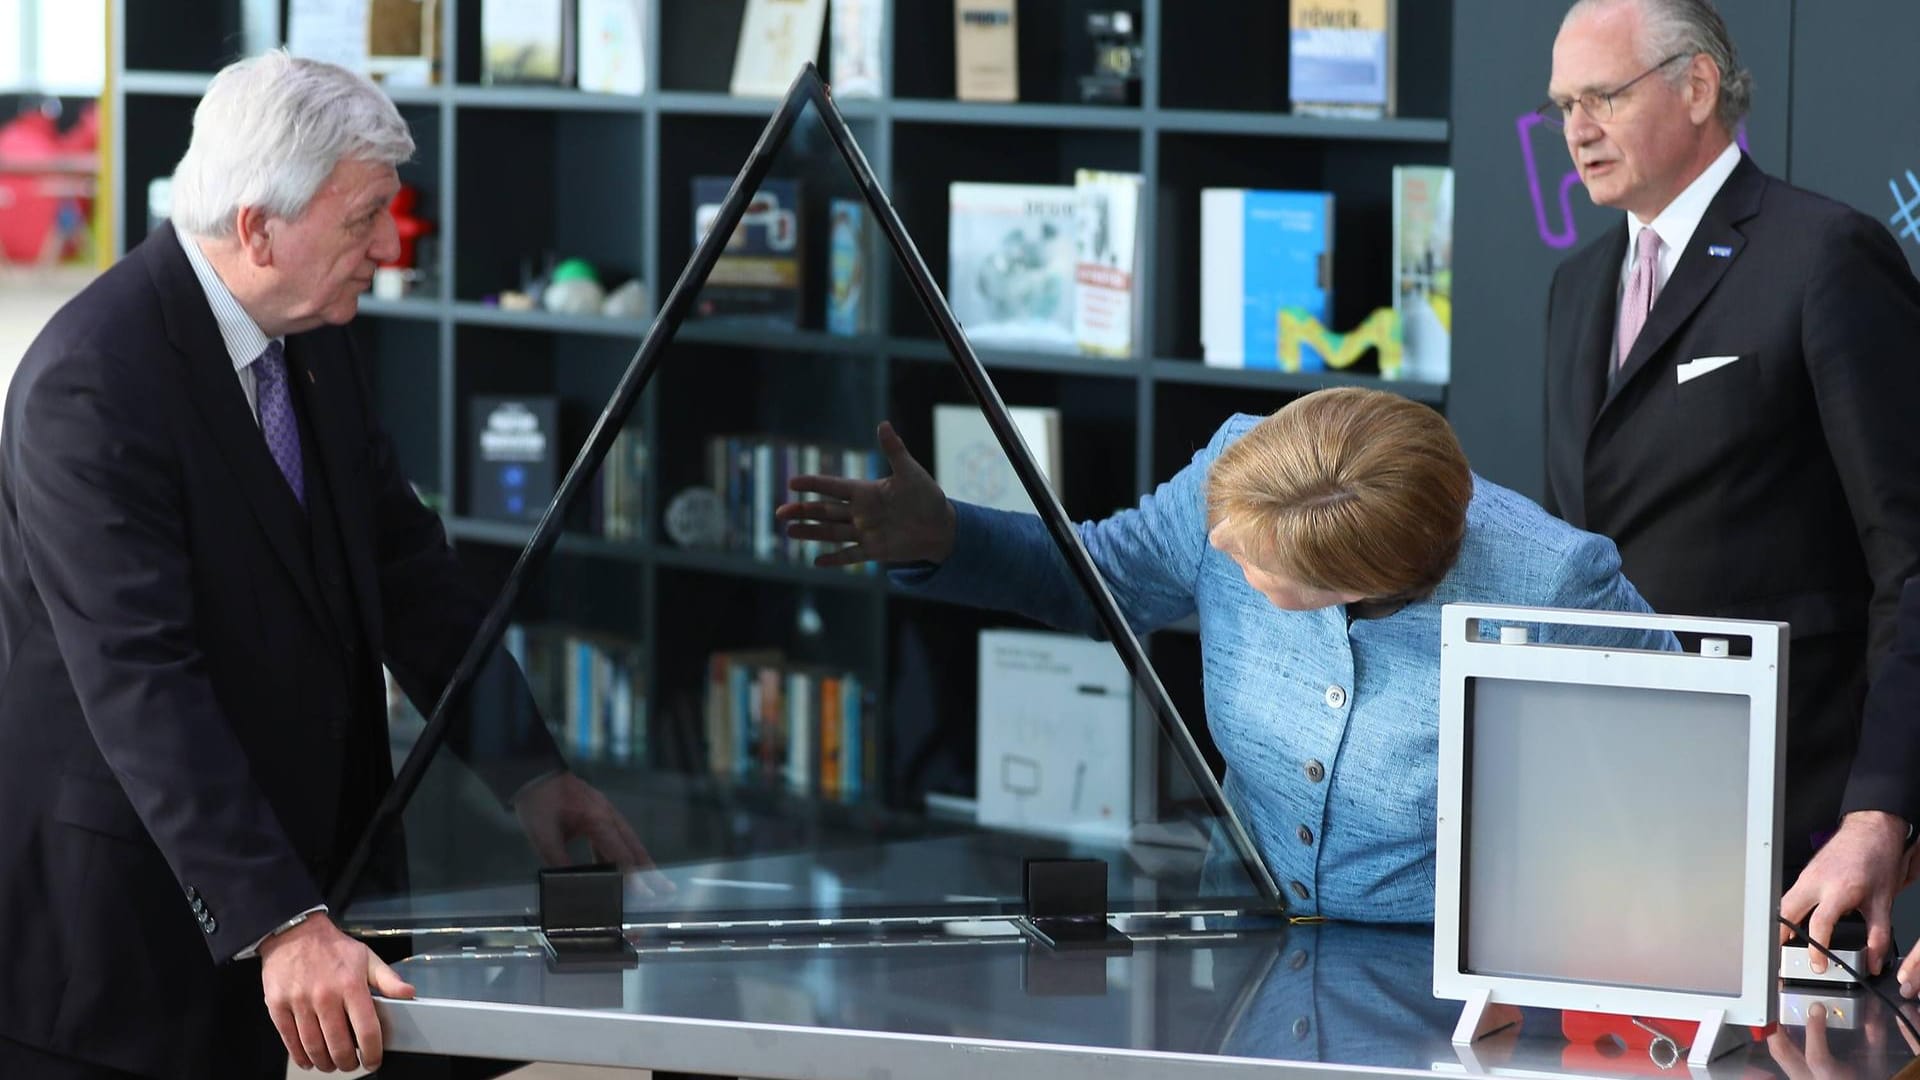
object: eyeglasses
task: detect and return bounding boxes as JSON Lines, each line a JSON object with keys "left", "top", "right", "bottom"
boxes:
{"left": 1537, "top": 53, "right": 1692, "bottom": 127}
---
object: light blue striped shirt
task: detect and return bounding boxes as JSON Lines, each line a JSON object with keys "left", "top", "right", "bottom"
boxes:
{"left": 894, "top": 413, "right": 1676, "bottom": 921}
{"left": 173, "top": 225, "right": 281, "bottom": 427}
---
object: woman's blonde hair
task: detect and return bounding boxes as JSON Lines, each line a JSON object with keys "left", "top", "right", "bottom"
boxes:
{"left": 1205, "top": 387, "right": 1473, "bottom": 599}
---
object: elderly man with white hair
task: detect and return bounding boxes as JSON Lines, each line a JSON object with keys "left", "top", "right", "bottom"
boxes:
{"left": 0, "top": 52, "right": 652, "bottom": 1079}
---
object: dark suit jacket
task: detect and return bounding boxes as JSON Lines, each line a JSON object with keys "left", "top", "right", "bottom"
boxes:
{"left": 1544, "top": 154, "right": 1920, "bottom": 868}
{"left": 0, "top": 224, "right": 554, "bottom": 1078}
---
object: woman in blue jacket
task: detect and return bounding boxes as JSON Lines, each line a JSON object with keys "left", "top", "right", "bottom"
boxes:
{"left": 777, "top": 387, "right": 1672, "bottom": 921}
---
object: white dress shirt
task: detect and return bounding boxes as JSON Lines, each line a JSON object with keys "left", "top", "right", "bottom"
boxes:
{"left": 1619, "top": 140, "right": 1744, "bottom": 298}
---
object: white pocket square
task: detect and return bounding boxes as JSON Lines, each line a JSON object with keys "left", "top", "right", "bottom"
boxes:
{"left": 1676, "top": 355, "right": 1742, "bottom": 385}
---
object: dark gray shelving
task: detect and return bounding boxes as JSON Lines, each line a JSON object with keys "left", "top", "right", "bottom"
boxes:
{"left": 356, "top": 297, "right": 449, "bottom": 322}
{"left": 1153, "top": 109, "right": 1449, "bottom": 142}
{"left": 652, "top": 547, "right": 884, "bottom": 593}
{"left": 1150, "top": 359, "right": 1449, "bottom": 404}
{"left": 443, "top": 517, "right": 649, "bottom": 562}
{"left": 889, "top": 99, "right": 1145, "bottom": 130}
{"left": 118, "top": 71, "right": 215, "bottom": 96}
{"left": 450, "top": 301, "right": 650, "bottom": 339}
{"left": 449, "top": 85, "right": 645, "bottom": 112}
{"left": 111, "top": 0, "right": 1458, "bottom": 808}
{"left": 677, "top": 322, "right": 887, "bottom": 356}
{"left": 890, "top": 337, "right": 1146, "bottom": 379}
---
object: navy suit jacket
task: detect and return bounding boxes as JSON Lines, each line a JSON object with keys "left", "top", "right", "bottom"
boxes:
{"left": 0, "top": 223, "right": 554, "bottom": 1077}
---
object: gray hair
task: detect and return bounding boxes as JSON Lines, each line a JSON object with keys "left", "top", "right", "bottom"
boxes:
{"left": 169, "top": 50, "right": 414, "bottom": 239}
{"left": 1568, "top": 0, "right": 1753, "bottom": 132}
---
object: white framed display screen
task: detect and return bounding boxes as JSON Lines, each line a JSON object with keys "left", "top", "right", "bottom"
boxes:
{"left": 1432, "top": 604, "right": 1785, "bottom": 1028}
{"left": 1462, "top": 677, "right": 1750, "bottom": 995}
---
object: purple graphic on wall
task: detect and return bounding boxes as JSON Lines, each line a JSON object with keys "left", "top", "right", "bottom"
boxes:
{"left": 1519, "top": 115, "right": 1752, "bottom": 250}
{"left": 1891, "top": 170, "right": 1920, "bottom": 248}
{"left": 1518, "top": 112, "right": 1582, "bottom": 249}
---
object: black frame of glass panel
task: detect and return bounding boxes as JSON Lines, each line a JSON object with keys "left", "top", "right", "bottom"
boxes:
{"left": 332, "top": 63, "right": 1283, "bottom": 920}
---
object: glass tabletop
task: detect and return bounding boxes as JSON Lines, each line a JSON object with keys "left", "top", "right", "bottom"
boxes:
{"left": 385, "top": 919, "right": 1918, "bottom": 1079}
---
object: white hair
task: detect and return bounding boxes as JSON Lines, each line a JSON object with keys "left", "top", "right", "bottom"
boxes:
{"left": 169, "top": 50, "right": 414, "bottom": 239}
{"left": 1565, "top": 0, "right": 1753, "bottom": 133}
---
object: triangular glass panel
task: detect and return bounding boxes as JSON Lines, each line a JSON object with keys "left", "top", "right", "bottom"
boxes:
{"left": 334, "top": 66, "right": 1280, "bottom": 939}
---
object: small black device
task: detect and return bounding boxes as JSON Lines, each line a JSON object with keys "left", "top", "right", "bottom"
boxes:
{"left": 1014, "top": 858, "right": 1133, "bottom": 954}
{"left": 538, "top": 863, "right": 639, "bottom": 971}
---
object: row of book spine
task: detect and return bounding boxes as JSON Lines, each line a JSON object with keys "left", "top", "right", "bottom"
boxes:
{"left": 707, "top": 434, "right": 882, "bottom": 572}
{"left": 507, "top": 623, "right": 648, "bottom": 765}
{"left": 705, "top": 650, "right": 873, "bottom": 803}
{"left": 593, "top": 428, "right": 648, "bottom": 541}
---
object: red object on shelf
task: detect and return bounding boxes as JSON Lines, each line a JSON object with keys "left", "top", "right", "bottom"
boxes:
{"left": 0, "top": 106, "right": 99, "bottom": 264}
{"left": 383, "top": 183, "right": 433, "bottom": 269}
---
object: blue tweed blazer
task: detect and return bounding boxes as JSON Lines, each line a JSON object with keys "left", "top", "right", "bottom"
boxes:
{"left": 895, "top": 414, "right": 1676, "bottom": 921}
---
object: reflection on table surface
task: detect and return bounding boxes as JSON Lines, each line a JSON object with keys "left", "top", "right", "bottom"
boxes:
{"left": 388, "top": 918, "right": 1920, "bottom": 1079}
{"left": 343, "top": 827, "right": 1252, "bottom": 931}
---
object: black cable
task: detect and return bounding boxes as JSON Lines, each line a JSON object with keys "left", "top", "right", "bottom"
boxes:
{"left": 1778, "top": 914, "right": 1920, "bottom": 1052}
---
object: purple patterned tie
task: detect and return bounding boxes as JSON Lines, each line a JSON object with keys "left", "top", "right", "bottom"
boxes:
{"left": 254, "top": 341, "right": 305, "bottom": 507}
{"left": 1616, "top": 226, "right": 1663, "bottom": 370}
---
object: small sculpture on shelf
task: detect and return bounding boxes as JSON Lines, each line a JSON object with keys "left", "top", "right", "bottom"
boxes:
{"left": 372, "top": 183, "right": 433, "bottom": 299}
{"left": 542, "top": 257, "right": 607, "bottom": 315}
{"left": 1079, "top": 11, "right": 1143, "bottom": 105}
{"left": 488, "top": 252, "right": 646, "bottom": 320}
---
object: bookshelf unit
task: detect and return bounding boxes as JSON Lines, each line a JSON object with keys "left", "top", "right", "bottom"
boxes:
{"left": 110, "top": 0, "right": 1454, "bottom": 819}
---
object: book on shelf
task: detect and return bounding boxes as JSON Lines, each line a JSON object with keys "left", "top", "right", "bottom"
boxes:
{"left": 704, "top": 433, "right": 881, "bottom": 572}
{"left": 368, "top": 0, "right": 439, "bottom": 86}
{"left": 976, "top": 629, "right": 1132, "bottom": 843}
{"left": 588, "top": 427, "right": 647, "bottom": 540}
{"left": 1392, "top": 165, "right": 1453, "bottom": 383}
{"left": 705, "top": 650, "right": 871, "bottom": 802}
{"left": 693, "top": 176, "right": 804, "bottom": 327}
{"left": 288, "top": 0, "right": 372, "bottom": 75}
{"left": 507, "top": 623, "right": 648, "bottom": 766}
{"left": 1200, "top": 188, "right": 1335, "bottom": 370}
{"left": 577, "top": 0, "right": 648, "bottom": 95}
{"left": 481, "top": 0, "right": 575, "bottom": 86}
{"left": 955, "top": 0, "right": 1018, "bottom": 102}
{"left": 1288, "top": 0, "right": 1396, "bottom": 118}
{"left": 1072, "top": 169, "right": 1144, "bottom": 358}
{"left": 468, "top": 396, "right": 560, "bottom": 522}
{"left": 932, "top": 403, "right": 1062, "bottom": 515}
{"left": 948, "top": 182, "right": 1078, "bottom": 352}
{"left": 825, "top": 197, "right": 876, "bottom": 336}
{"left": 828, "top": 0, "right": 885, "bottom": 98}
{"left": 731, "top": 0, "right": 830, "bottom": 98}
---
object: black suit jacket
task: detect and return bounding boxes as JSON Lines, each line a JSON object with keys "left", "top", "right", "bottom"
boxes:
{"left": 0, "top": 224, "right": 554, "bottom": 1078}
{"left": 1544, "top": 154, "right": 1920, "bottom": 865}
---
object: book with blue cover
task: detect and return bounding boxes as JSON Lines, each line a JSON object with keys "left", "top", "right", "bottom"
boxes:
{"left": 1200, "top": 188, "right": 1336, "bottom": 369}
{"left": 825, "top": 197, "right": 874, "bottom": 335}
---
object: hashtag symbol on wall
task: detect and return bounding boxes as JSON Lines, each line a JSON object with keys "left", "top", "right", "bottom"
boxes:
{"left": 1891, "top": 170, "right": 1920, "bottom": 246}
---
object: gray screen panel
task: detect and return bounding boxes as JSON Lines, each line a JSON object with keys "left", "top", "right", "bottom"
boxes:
{"left": 1464, "top": 677, "right": 1749, "bottom": 996}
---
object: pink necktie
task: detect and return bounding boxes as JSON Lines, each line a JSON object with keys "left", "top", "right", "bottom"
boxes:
{"left": 1617, "top": 227, "right": 1662, "bottom": 370}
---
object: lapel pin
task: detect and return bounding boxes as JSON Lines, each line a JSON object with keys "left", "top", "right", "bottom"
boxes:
{"left": 306, "top": 370, "right": 316, "bottom": 384}
{"left": 1707, "top": 244, "right": 1733, "bottom": 258}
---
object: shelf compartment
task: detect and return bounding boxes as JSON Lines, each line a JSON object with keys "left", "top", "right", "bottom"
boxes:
{"left": 452, "top": 108, "right": 645, "bottom": 309}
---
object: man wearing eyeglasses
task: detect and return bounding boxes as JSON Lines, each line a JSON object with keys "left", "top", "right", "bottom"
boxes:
{"left": 1541, "top": 0, "right": 1920, "bottom": 978}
